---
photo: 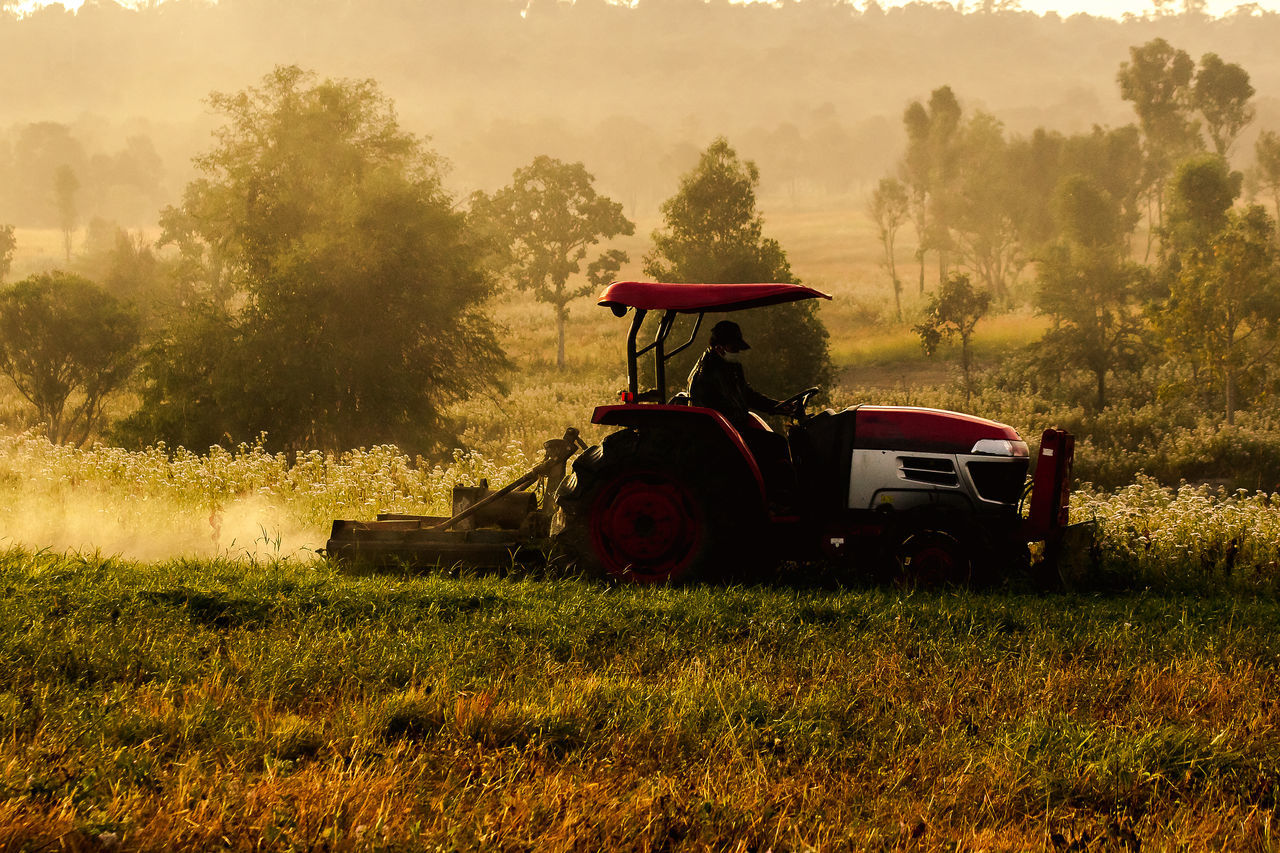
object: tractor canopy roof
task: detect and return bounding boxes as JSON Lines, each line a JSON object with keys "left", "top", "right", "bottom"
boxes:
{"left": 598, "top": 281, "right": 831, "bottom": 315}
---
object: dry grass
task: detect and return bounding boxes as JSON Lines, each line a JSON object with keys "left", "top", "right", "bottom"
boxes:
{"left": 1, "top": 553, "right": 1278, "bottom": 850}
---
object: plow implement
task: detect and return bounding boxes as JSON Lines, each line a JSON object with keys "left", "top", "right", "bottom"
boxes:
{"left": 325, "top": 428, "right": 585, "bottom": 569}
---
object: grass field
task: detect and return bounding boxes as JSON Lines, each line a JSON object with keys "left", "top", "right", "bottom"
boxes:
{"left": 2, "top": 551, "right": 1278, "bottom": 850}
{"left": 4, "top": 207, "right": 1279, "bottom": 850}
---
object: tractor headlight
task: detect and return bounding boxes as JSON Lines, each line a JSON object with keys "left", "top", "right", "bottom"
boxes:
{"left": 970, "top": 439, "right": 1029, "bottom": 457}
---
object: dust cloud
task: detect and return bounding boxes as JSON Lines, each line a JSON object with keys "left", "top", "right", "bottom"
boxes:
{"left": 0, "top": 489, "right": 323, "bottom": 563}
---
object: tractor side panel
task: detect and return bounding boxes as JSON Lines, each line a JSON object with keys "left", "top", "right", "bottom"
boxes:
{"left": 849, "top": 449, "right": 975, "bottom": 513}
{"left": 591, "top": 405, "right": 768, "bottom": 505}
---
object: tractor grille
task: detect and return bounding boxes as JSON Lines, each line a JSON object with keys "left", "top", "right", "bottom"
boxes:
{"left": 966, "top": 459, "right": 1030, "bottom": 504}
{"left": 899, "top": 456, "right": 959, "bottom": 487}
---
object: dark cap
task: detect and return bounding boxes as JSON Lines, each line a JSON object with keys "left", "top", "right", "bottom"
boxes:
{"left": 709, "top": 320, "right": 750, "bottom": 351}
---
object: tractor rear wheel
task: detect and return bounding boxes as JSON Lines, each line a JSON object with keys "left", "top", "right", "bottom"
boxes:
{"left": 557, "top": 431, "right": 755, "bottom": 584}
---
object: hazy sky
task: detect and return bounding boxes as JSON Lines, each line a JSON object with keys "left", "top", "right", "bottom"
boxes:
{"left": 7, "top": 0, "right": 1275, "bottom": 20}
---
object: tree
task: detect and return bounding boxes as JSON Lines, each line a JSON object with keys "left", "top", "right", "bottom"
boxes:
{"left": 54, "top": 164, "right": 78, "bottom": 263}
{"left": 914, "top": 272, "right": 990, "bottom": 404}
{"left": 0, "top": 272, "right": 140, "bottom": 445}
{"left": 1192, "top": 53, "right": 1255, "bottom": 157}
{"left": 473, "top": 156, "right": 633, "bottom": 369}
{"left": 75, "top": 219, "right": 170, "bottom": 328}
{"left": 121, "top": 66, "right": 506, "bottom": 453}
{"left": 1254, "top": 130, "right": 1280, "bottom": 230}
{"left": 1033, "top": 175, "right": 1147, "bottom": 411}
{"left": 1158, "top": 205, "right": 1280, "bottom": 425}
{"left": 644, "top": 137, "right": 830, "bottom": 396}
{"left": 1164, "top": 153, "right": 1241, "bottom": 256}
{"left": 868, "top": 176, "right": 909, "bottom": 321}
{"left": 1118, "top": 39, "right": 1202, "bottom": 242}
{"left": 949, "top": 112, "right": 1025, "bottom": 303}
{"left": 900, "top": 86, "right": 963, "bottom": 292}
{"left": 0, "top": 225, "right": 14, "bottom": 283}
{"left": 1118, "top": 39, "right": 1200, "bottom": 161}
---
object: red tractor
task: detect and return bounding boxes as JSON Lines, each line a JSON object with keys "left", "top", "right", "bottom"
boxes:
{"left": 553, "top": 280, "right": 1074, "bottom": 585}
{"left": 327, "top": 281, "right": 1074, "bottom": 585}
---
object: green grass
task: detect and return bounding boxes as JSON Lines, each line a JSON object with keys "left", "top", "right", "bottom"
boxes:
{"left": 1, "top": 550, "right": 1278, "bottom": 849}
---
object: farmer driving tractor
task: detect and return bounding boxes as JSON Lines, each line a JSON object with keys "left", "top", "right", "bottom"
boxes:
{"left": 689, "top": 319, "right": 800, "bottom": 510}
{"left": 688, "top": 320, "right": 800, "bottom": 425}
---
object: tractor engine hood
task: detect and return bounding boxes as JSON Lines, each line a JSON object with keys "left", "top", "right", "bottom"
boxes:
{"left": 853, "top": 406, "right": 1027, "bottom": 456}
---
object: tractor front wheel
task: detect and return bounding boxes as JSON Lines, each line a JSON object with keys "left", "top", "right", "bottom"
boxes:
{"left": 892, "top": 527, "right": 972, "bottom": 587}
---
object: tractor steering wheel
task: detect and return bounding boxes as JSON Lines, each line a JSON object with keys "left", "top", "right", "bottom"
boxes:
{"left": 775, "top": 387, "right": 820, "bottom": 420}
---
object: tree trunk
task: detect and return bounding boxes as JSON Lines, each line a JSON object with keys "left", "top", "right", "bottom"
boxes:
{"left": 1273, "top": 188, "right": 1280, "bottom": 245}
{"left": 917, "top": 250, "right": 926, "bottom": 295}
{"left": 1225, "top": 364, "right": 1237, "bottom": 426}
{"left": 556, "top": 304, "right": 568, "bottom": 370}
{"left": 1095, "top": 366, "right": 1107, "bottom": 412}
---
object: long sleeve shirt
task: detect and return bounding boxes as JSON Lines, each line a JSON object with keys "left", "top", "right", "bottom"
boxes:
{"left": 687, "top": 348, "right": 780, "bottom": 427}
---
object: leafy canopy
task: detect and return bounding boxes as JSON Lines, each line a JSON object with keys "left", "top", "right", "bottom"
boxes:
{"left": 1035, "top": 175, "right": 1148, "bottom": 411}
{"left": 914, "top": 272, "right": 990, "bottom": 404}
{"left": 1159, "top": 205, "right": 1280, "bottom": 425}
{"left": 473, "top": 156, "right": 633, "bottom": 369}
{"left": 122, "top": 66, "right": 506, "bottom": 453}
{"left": 0, "top": 271, "right": 140, "bottom": 445}
{"left": 643, "top": 137, "right": 830, "bottom": 397}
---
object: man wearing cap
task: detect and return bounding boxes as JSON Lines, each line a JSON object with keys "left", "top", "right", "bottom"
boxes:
{"left": 688, "top": 320, "right": 798, "bottom": 425}
{"left": 688, "top": 320, "right": 799, "bottom": 510}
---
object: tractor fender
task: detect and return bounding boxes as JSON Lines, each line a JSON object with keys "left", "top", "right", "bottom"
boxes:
{"left": 590, "top": 404, "right": 768, "bottom": 506}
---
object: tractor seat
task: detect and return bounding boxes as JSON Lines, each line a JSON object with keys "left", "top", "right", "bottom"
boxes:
{"left": 667, "top": 391, "right": 691, "bottom": 405}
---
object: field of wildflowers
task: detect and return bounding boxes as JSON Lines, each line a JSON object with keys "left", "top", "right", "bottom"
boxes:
{"left": 0, "top": 430, "right": 538, "bottom": 561}
{"left": 1, "top": 418, "right": 1279, "bottom": 592}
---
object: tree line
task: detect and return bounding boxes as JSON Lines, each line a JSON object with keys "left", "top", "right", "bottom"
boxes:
{"left": 0, "top": 66, "right": 828, "bottom": 454}
{"left": 6, "top": 35, "right": 1280, "bottom": 459}
{"left": 876, "top": 37, "right": 1280, "bottom": 429}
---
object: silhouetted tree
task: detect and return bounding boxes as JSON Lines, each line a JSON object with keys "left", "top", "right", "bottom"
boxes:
{"left": 914, "top": 272, "right": 989, "bottom": 404}
{"left": 1033, "top": 175, "right": 1148, "bottom": 411}
{"left": 1192, "top": 52, "right": 1255, "bottom": 157}
{"left": 949, "top": 112, "right": 1024, "bottom": 303}
{"left": 1118, "top": 38, "right": 1202, "bottom": 242}
{"left": 900, "top": 86, "right": 963, "bottom": 291}
{"left": 644, "top": 137, "right": 830, "bottom": 397}
{"left": 1118, "top": 39, "right": 1200, "bottom": 161}
{"left": 1253, "top": 130, "right": 1280, "bottom": 230}
{"left": 472, "top": 156, "right": 634, "bottom": 369}
{"left": 0, "top": 271, "right": 140, "bottom": 445}
{"left": 1158, "top": 205, "right": 1280, "bottom": 424}
{"left": 121, "top": 66, "right": 506, "bottom": 453}
{"left": 869, "top": 176, "right": 909, "bottom": 321}
{"left": 75, "top": 219, "right": 169, "bottom": 328}
{"left": 1163, "top": 153, "right": 1241, "bottom": 256}
{"left": 54, "top": 165, "right": 78, "bottom": 262}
